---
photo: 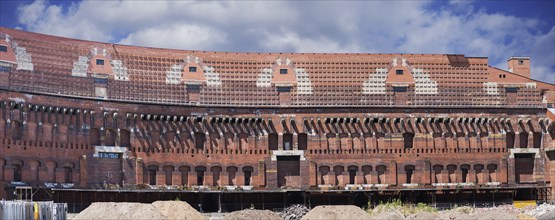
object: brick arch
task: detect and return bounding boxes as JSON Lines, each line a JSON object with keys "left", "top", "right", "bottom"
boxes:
{"left": 211, "top": 165, "right": 223, "bottom": 186}
{"left": 432, "top": 164, "right": 444, "bottom": 183}
{"left": 447, "top": 164, "right": 457, "bottom": 183}
{"left": 375, "top": 164, "right": 387, "bottom": 183}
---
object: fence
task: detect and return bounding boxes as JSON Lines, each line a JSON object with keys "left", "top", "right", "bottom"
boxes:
{"left": 0, "top": 200, "right": 67, "bottom": 220}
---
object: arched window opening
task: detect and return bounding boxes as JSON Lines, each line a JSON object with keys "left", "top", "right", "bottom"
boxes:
{"left": 195, "top": 166, "right": 206, "bottom": 185}
{"left": 64, "top": 167, "right": 72, "bottom": 183}
{"left": 243, "top": 166, "right": 253, "bottom": 186}
{"left": 376, "top": 165, "right": 387, "bottom": 184}
{"left": 147, "top": 165, "right": 158, "bottom": 185}
{"left": 447, "top": 164, "right": 457, "bottom": 183}
{"left": 506, "top": 132, "right": 515, "bottom": 148}
{"left": 13, "top": 164, "right": 22, "bottom": 182}
{"left": 347, "top": 166, "right": 358, "bottom": 185}
{"left": 283, "top": 133, "right": 293, "bottom": 150}
{"left": 519, "top": 132, "right": 528, "bottom": 148}
{"left": 532, "top": 132, "right": 542, "bottom": 148}
{"left": 433, "top": 165, "right": 443, "bottom": 183}
{"left": 268, "top": 133, "right": 278, "bottom": 150}
{"left": 227, "top": 166, "right": 238, "bottom": 186}
{"left": 403, "top": 133, "right": 414, "bottom": 149}
{"left": 405, "top": 165, "right": 415, "bottom": 184}
{"left": 461, "top": 164, "right": 470, "bottom": 183}
{"left": 298, "top": 133, "right": 308, "bottom": 150}
{"left": 194, "top": 132, "right": 205, "bottom": 149}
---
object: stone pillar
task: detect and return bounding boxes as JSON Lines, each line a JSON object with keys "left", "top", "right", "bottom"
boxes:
{"left": 356, "top": 171, "right": 365, "bottom": 185}
{"left": 309, "top": 161, "right": 317, "bottom": 187}
{"left": 300, "top": 160, "right": 310, "bottom": 190}
{"left": 388, "top": 161, "right": 397, "bottom": 185}
{"left": 440, "top": 170, "right": 448, "bottom": 183}
{"left": 258, "top": 160, "right": 266, "bottom": 187}
{"left": 507, "top": 157, "right": 516, "bottom": 184}
{"left": 55, "top": 168, "right": 65, "bottom": 183}
{"left": 156, "top": 169, "right": 165, "bottom": 186}
{"left": 278, "top": 133, "right": 284, "bottom": 150}
{"left": 188, "top": 171, "right": 197, "bottom": 186}
{"left": 204, "top": 172, "right": 213, "bottom": 187}
{"left": 265, "top": 158, "right": 278, "bottom": 189}
{"left": 221, "top": 171, "right": 229, "bottom": 186}
{"left": 293, "top": 133, "right": 298, "bottom": 150}
{"left": 236, "top": 170, "right": 245, "bottom": 186}
{"left": 4, "top": 166, "right": 14, "bottom": 182}
{"left": 468, "top": 169, "right": 476, "bottom": 184}
{"left": 342, "top": 171, "right": 350, "bottom": 186}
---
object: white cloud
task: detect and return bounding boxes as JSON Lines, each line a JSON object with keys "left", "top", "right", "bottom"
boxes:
{"left": 14, "top": 0, "right": 555, "bottom": 83}
{"left": 118, "top": 24, "right": 226, "bottom": 50}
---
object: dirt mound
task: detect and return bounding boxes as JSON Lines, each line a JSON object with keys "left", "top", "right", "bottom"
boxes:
{"left": 72, "top": 202, "right": 166, "bottom": 220}
{"left": 475, "top": 210, "right": 518, "bottom": 220}
{"left": 301, "top": 205, "right": 371, "bottom": 220}
{"left": 538, "top": 209, "right": 555, "bottom": 220}
{"left": 224, "top": 209, "right": 282, "bottom": 220}
{"left": 152, "top": 200, "right": 208, "bottom": 220}
{"left": 408, "top": 211, "right": 438, "bottom": 220}
{"left": 437, "top": 210, "right": 472, "bottom": 220}
{"left": 371, "top": 210, "right": 406, "bottom": 220}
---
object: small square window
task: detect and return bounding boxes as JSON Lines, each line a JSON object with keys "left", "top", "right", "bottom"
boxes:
{"left": 518, "top": 60, "right": 524, "bottom": 65}
{"left": 189, "top": 66, "right": 197, "bottom": 72}
{"left": 280, "top": 69, "right": 288, "bottom": 74}
{"left": 0, "top": 45, "right": 7, "bottom": 52}
{"left": 96, "top": 59, "right": 105, "bottom": 65}
{"left": 396, "top": 70, "right": 403, "bottom": 75}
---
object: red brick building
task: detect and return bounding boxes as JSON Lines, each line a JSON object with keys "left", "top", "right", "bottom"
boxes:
{"left": 0, "top": 28, "right": 554, "bottom": 209}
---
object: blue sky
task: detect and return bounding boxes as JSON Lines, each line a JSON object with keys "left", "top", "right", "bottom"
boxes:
{"left": 0, "top": 0, "right": 554, "bottom": 83}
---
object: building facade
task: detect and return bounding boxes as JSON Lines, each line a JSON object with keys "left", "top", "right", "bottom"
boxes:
{"left": 1, "top": 28, "right": 554, "bottom": 205}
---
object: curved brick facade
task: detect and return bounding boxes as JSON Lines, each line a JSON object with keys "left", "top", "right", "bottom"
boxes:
{"left": 1, "top": 28, "right": 554, "bottom": 202}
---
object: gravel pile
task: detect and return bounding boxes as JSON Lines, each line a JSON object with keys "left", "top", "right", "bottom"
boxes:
{"left": 72, "top": 202, "right": 166, "bottom": 220}
{"left": 280, "top": 204, "right": 310, "bottom": 220}
{"left": 525, "top": 203, "right": 555, "bottom": 218}
{"left": 301, "top": 205, "right": 371, "bottom": 220}
{"left": 152, "top": 201, "right": 208, "bottom": 220}
{"left": 223, "top": 209, "right": 282, "bottom": 220}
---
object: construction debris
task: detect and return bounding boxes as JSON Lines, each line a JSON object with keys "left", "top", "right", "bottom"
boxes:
{"left": 280, "top": 204, "right": 310, "bottom": 220}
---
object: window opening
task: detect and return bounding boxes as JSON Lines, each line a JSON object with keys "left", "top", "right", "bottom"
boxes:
{"left": 280, "top": 69, "right": 288, "bottom": 74}
{"left": 0, "top": 45, "right": 7, "bottom": 52}
{"left": 189, "top": 66, "right": 197, "bottom": 72}
{"left": 396, "top": 70, "right": 403, "bottom": 75}
{"left": 96, "top": 59, "right": 105, "bottom": 65}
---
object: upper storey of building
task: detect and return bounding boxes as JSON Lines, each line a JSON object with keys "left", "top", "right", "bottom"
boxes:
{"left": 0, "top": 27, "right": 553, "bottom": 108}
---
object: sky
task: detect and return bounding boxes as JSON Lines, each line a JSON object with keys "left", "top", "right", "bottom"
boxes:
{"left": 0, "top": 0, "right": 554, "bottom": 83}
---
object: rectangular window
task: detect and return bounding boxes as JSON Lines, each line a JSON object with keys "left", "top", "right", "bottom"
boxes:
{"left": 96, "top": 59, "right": 105, "bottom": 65}
{"left": 396, "top": 70, "right": 403, "bottom": 75}
{"left": 277, "top": 86, "right": 292, "bottom": 92}
{"left": 0, "top": 45, "right": 7, "bottom": 52}
{"left": 189, "top": 66, "right": 197, "bottom": 72}
{"left": 280, "top": 69, "right": 288, "bottom": 74}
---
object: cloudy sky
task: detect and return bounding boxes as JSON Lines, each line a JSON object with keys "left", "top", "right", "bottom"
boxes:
{"left": 1, "top": 0, "right": 554, "bottom": 83}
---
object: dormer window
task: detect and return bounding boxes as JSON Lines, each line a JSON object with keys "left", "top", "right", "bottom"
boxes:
{"left": 396, "top": 70, "right": 404, "bottom": 75}
{"left": 280, "top": 69, "right": 288, "bottom": 74}
{"left": 0, "top": 45, "right": 7, "bottom": 52}
{"left": 96, "top": 59, "right": 105, "bottom": 65}
{"left": 189, "top": 67, "right": 197, "bottom": 72}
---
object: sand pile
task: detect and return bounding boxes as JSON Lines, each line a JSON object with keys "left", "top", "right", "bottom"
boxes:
{"left": 223, "top": 209, "right": 282, "bottom": 220}
{"left": 72, "top": 202, "right": 165, "bottom": 220}
{"left": 301, "top": 205, "right": 371, "bottom": 220}
{"left": 152, "top": 201, "right": 208, "bottom": 220}
{"left": 371, "top": 210, "right": 406, "bottom": 220}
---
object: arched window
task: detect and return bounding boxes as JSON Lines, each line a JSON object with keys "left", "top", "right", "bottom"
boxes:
{"left": 404, "top": 165, "right": 415, "bottom": 184}
{"left": 283, "top": 133, "right": 293, "bottom": 150}
{"left": 147, "top": 165, "right": 158, "bottom": 185}
{"left": 243, "top": 166, "right": 254, "bottom": 186}
{"left": 403, "top": 133, "right": 414, "bottom": 149}
{"left": 268, "top": 133, "right": 278, "bottom": 150}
